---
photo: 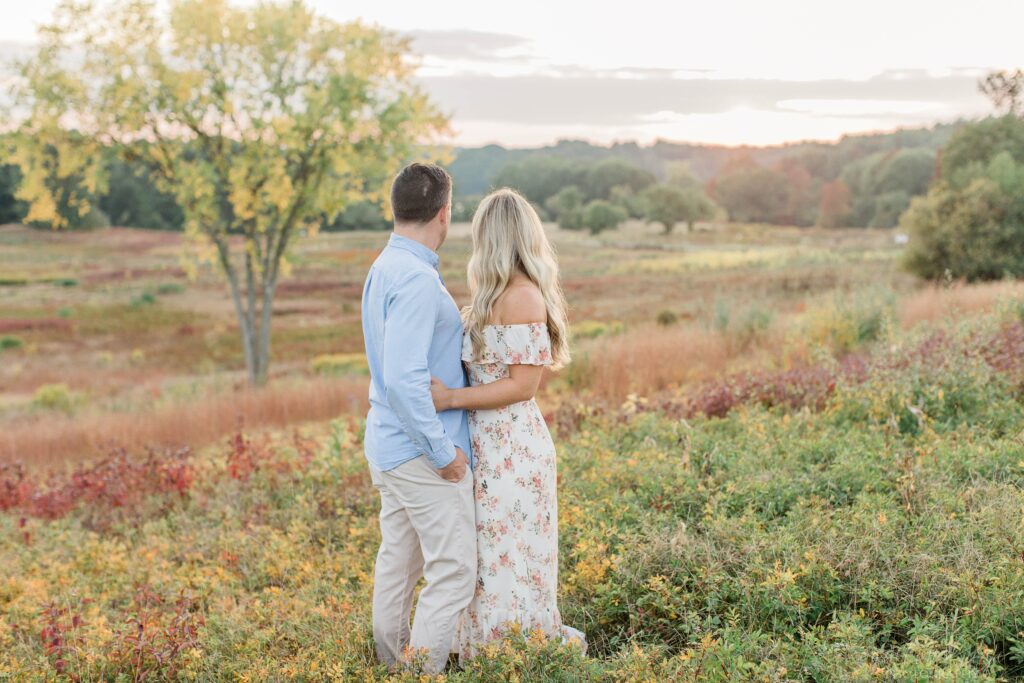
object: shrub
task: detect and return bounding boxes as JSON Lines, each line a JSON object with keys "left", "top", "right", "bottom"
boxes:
{"left": 0, "top": 276, "right": 29, "bottom": 286}
{"left": 32, "top": 383, "right": 78, "bottom": 413}
{"left": 902, "top": 161, "right": 1024, "bottom": 281}
{"left": 311, "top": 353, "right": 369, "bottom": 376}
{"left": 572, "top": 320, "right": 624, "bottom": 340}
{"left": 580, "top": 200, "right": 627, "bottom": 234}
{"left": 734, "top": 304, "right": 774, "bottom": 347}
{"left": 806, "top": 292, "right": 891, "bottom": 355}
{"left": 655, "top": 310, "right": 678, "bottom": 326}
{"left": 0, "top": 335, "right": 23, "bottom": 350}
{"left": 131, "top": 291, "right": 157, "bottom": 307}
{"left": 709, "top": 300, "right": 773, "bottom": 346}
{"left": 545, "top": 186, "right": 584, "bottom": 227}
{"left": 156, "top": 282, "right": 185, "bottom": 295}
{"left": 902, "top": 117, "right": 1024, "bottom": 281}
{"left": 641, "top": 184, "right": 716, "bottom": 233}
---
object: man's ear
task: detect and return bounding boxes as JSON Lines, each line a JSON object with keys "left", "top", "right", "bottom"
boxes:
{"left": 438, "top": 202, "right": 450, "bottom": 227}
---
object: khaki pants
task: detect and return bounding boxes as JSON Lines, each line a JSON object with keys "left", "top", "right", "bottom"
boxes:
{"left": 369, "top": 455, "right": 476, "bottom": 674}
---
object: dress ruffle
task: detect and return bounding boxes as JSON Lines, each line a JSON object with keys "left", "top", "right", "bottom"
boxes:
{"left": 462, "top": 323, "right": 554, "bottom": 367}
{"left": 453, "top": 607, "right": 587, "bottom": 658}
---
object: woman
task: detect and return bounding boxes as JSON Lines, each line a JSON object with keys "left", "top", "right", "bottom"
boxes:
{"left": 430, "top": 188, "right": 586, "bottom": 658}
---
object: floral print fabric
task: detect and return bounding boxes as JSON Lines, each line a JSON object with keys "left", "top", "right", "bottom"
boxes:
{"left": 454, "top": 323, "right": 585, "bottom": 658}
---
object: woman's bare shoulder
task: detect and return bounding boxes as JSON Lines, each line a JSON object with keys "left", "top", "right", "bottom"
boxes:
{"left": 493, "top": 280, "right": 546, "bottom": 325}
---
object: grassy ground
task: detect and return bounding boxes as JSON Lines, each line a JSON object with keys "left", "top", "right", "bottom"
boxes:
{"left": 2, "top": 305, "right": 1024, "bottom": 680}
{"left": 3, "top": 219, "right": 1024, "bottom": 680}
{"left": 0, "top": 219, "right": 910, "bottom": 466}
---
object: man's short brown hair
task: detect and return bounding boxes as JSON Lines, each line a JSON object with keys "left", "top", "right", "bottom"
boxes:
{"left": 390, "top": 163, "right": 452, "bottom": 223}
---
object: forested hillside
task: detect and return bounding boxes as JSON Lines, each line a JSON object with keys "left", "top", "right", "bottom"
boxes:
{"left": 0, "top": 123, "right": 958, "bottom": 233}
{"left": 450, "top": 123, "right": 957, "bottom": 228}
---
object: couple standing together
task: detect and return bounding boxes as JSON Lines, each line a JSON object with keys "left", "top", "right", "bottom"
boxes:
{"left": 361, "top": 162, "right": 585, "bottom": 673}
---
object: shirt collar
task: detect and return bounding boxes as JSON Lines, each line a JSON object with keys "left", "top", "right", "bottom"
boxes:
{"left": 388, "top": 232, "right": 440, "bottom": 269}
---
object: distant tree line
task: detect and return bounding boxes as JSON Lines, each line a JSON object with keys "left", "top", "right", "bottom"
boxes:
{"left": 447, "top": 156, "right": 718, "bottom": 234}
{"left": 0, "top": 123, "right": 958, "bottom": 233}
{"left": 452, "top": 126, "right": 954, "bottom": 231}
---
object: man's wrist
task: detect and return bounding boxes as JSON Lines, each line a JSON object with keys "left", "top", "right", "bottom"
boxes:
{"left": 431, "top": 444, "right": 457, "bottom": 469}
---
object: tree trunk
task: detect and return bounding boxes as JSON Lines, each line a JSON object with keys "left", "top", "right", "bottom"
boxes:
{"left": 217, "top": 240, "right": 258, "bottom": 385}
{"left": 243, "top": 249, "right": 270, "bottom": 388}
{"left": 253, "top": 275, "right": 275, "bottom": 388}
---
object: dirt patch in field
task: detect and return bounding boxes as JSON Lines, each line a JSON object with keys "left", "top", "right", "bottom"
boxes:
{"left": 0, "top": 319, "right": 74, "bottom": 333}
{"left": 82, "top": 266, "right": 187, "bottom": 285}
{"left": 63, "top": 227, "right": 183, "bottom": 253}
{"left": 272, "top": 304, "right": 329, "bottom": 317}
{"left": 277, "top": 280, "right": 362, "bottom": 297}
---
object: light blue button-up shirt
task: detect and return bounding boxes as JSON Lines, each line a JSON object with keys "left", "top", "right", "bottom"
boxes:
{"left": 361, "top": 233, "right": 472, "bottom": 471}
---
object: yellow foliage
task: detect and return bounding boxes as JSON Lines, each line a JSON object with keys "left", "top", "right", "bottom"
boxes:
{"left": 311, "top": 353, "right": 369, "bottom": 376}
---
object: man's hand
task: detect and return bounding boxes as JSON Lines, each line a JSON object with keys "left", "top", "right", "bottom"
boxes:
{"left": 438, "top": 447, "right": 468, "bottom": 483}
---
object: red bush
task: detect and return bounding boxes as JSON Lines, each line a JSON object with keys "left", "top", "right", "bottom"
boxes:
{"left": 2, "top": 446, "right": 195, "bottom": 524}
{"left": 107, "top": 586, "right": 204, "bottom": 682}
{"left": 0, "top": 463, "right": 32, "bottom": 511}
{"left": 40, "top": 601, "right": 89, "bottom": 681}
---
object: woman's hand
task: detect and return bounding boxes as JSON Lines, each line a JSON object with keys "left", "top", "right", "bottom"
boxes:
{"left": 430, "top": 377, "right": 453, "bottom": 412}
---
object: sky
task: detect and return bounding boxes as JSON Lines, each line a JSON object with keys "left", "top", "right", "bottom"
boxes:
{"left": 1, "top": 0, "right": 1020, "bottom": 148}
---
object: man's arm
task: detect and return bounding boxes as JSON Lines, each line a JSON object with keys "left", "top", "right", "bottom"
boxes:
{"left": 381, "top": 271, "right": 458, "bottom": 470}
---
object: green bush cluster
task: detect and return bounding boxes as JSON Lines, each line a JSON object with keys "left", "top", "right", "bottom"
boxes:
{"left": 903, "top": 116, "right": 1024, "bottom": 281}
{"left": 550, "top": 334, "right": 1024, "bottom": 679}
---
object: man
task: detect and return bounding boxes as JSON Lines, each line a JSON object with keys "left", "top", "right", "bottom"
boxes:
{"left": 360, "top": 162, "right": 474, "bottom": 674}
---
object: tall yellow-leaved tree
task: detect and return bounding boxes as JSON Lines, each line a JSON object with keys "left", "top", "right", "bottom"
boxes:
{"left": 13, "top": 0, "right": 449, "bottom": 385}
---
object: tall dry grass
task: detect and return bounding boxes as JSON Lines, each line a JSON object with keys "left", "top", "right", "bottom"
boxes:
{"left": 573, "top": 322, "right": 794, "bottom": 403}
{"left": 899, "top": 280, "right": 1024, "bottom": 329}
{"left": 576, "top": 280, "right": 1024, "bottom": 404}
{"left": 1, "top": 377, "right": 368, "bottom": 470}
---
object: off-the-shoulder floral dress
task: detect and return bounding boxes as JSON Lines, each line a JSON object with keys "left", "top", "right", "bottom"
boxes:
{"left": 453, "top": 323, "right": 586, "bottom": 658}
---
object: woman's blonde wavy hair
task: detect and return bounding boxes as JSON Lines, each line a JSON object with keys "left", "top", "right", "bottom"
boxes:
{"left": 464, "top": 188, "right": 570, "bottom": 369}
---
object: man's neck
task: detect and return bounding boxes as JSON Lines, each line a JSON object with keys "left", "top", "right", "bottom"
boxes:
{"left": 394, "top": 223, "right": 442, "bottom": 252}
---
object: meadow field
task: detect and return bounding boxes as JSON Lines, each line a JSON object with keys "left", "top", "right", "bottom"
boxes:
{"left": 3, "top": 219, "right": 1024, "bottom": 680}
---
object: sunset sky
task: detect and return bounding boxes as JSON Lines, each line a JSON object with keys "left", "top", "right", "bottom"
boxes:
{"left": 1, "top": 0, "right": 1019, "bottom": 147}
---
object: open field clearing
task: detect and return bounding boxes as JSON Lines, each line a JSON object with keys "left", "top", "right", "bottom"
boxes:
{"left": 3, "top": 220, "right": 1024, "bottom": 679}
{"left": 3, "top": 219, "right": 1022, "bottom": 468}
{"left": 3, "top": 299, "right": 1024, "bottom": 679}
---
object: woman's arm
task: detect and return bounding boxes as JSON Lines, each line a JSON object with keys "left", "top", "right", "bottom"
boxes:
{"left": 432, "top": 364, "right": 544, "bottom": 411}
{"left": 437, "top": 280, "right": 548, "bottom": 411}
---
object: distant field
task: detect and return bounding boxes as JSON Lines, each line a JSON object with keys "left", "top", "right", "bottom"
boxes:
{"left": 0, "top": 219, "right": 911, "bottom": 466}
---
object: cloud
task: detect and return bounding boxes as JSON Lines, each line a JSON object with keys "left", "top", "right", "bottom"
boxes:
{"left": 419, "top": 68, "right": 991, "bottom": 127}
{"left": 404, "top": 29, "right": 533, "bottom": 62}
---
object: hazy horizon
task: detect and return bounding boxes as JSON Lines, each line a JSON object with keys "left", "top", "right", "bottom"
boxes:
{"left": 1, "top": 0, "right": 1018, "bottom": 147}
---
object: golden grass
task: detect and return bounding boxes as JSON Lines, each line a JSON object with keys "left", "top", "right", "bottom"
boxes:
{"left": 0, "top": 377, "right": 368, "bottom": 470}
{"left": 573, "top": 322, "right": 793, "bottom": 402}
{"left": 899, "top": 280, "right": 1024, "bottom": 329}
{"left": 574, "top": 279, "right": 1024, "bottom": 403}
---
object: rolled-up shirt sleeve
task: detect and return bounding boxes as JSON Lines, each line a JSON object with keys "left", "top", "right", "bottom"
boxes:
{"left": 381, "top": 271, "right": 457, "bottom": 469}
